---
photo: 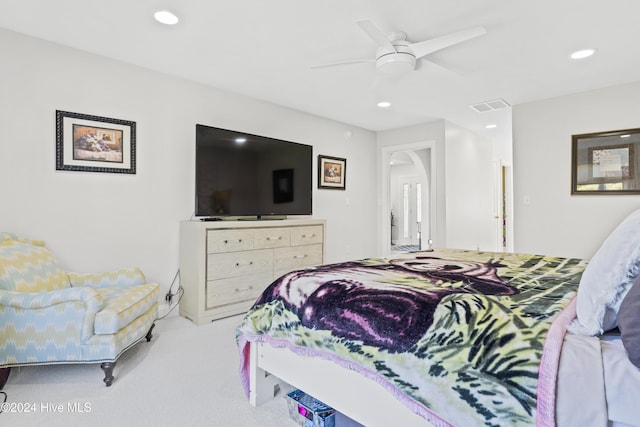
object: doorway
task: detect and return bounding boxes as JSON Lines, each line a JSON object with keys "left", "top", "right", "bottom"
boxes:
{"left": 381, "top": 141, "right": 436, "bottom": 256}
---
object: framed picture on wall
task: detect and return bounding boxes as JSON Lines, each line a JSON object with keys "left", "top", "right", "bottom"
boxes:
{"left": 318, "top": 155, "right": 346, "bottom": 190}
{"left": 56, "top": 110, "right": 136, "bottom": 174}
{"left": 571, "top": 128, "right": 640, "bottom": 194}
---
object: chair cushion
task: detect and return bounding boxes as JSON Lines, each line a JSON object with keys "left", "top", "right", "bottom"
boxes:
{"left": 0, "top": 239, "right": 70, "bottom": 292}
{"left": 94, "top": 283, "right": 160, "bottom": 334}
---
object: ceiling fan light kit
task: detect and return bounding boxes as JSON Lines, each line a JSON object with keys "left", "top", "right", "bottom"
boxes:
{"left": 376, "top": 50, "right": 416, "bottom": 75}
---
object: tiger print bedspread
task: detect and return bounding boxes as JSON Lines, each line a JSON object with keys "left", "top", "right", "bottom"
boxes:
{"left": 236, "top": 249, "right": 586, "bottom": 427}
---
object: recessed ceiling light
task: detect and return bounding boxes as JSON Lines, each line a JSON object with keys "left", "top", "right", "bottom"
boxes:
{"left": 377, "top": 101, "right": 391, "bottom": 108}
{"left": 621, "top": 134, "right": 631, "bottom": 138}
{"left": 154, "top": 10, "right": 179, "bottom": 25}
{"left": 485, "top": 124, "right": 497, "bottom": 129}
{"left": 570, "top": 48, "right": 596, "bottom": 60}
{"left": 235, "top": 137, "right": 247, "bottom": 144}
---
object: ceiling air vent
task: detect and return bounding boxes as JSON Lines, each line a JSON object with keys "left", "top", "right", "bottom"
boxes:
{"left": 470, "top": 98, "right": 511, "bottom": 113}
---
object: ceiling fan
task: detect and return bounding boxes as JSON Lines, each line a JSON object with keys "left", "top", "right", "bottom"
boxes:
{"left": 312, "top": 20, "right": 486, "bottom": 75}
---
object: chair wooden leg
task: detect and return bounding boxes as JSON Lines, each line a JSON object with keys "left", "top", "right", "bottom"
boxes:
{"left": 100, "top": 362, "right": 116, "bottom": 387}
{"left": 145, "top": 322, "right": 156, "bottom": 342}
{"left": 98, "top": 324, "right": 155, "bottom": 387}
{"left": 0, "top": 368, "right": 10, "bottom": 390}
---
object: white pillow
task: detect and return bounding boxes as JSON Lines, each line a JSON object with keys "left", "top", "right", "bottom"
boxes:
{"left": 569, "top": 209, "right": 640, "bottom": 336}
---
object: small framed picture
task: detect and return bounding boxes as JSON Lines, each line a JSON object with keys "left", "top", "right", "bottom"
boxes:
{"left": 318, "top": 155, "right": 346, "bottom": 190}
{"left": 56, "top": 110, "right": 136, "bottom": 174}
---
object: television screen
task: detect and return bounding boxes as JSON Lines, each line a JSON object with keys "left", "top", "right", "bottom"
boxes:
{"left": 195, "top": 124, "right": 313, "bottom": 218}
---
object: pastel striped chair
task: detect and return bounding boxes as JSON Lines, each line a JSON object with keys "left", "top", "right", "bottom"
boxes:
{"left": 0, "top": 232, "right": 160, "bottom": 388}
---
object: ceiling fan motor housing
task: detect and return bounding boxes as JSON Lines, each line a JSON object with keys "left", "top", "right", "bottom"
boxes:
{"left": 375, "top": 37, "right": 416, "bottom": 74}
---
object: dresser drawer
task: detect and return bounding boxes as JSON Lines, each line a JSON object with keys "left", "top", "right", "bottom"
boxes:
{"left": 207, "top": 229, "right": 254, "bottom": 253}
{"left": 274, "top": 244, "right": 323, "bottom": 274}
{"left": 207, "top": 249, "right": 273, "bottom": 280}
{"left": 290, "top": 225, "right": 323, "bottom": 246}
{"left": 253, "top": 227, "right": 290, "bottom": 249}
{"left": 206, "top": 274, "right": 271, "bottom": 309}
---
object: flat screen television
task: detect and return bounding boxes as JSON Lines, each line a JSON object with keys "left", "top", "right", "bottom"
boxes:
{"left": 195, "top": 124, "right": 313, "bottom": 218}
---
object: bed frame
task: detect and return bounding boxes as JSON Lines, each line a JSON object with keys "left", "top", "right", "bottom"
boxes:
{"left": 248, "top": 341, "right": 436, "bottom": 427}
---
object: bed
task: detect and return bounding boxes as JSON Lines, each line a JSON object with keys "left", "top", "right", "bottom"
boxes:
{"left": 236, "top": 210, "right": 640, "bottom": 427}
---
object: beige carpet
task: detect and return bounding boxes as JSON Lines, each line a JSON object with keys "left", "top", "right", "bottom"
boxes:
{"left": 1, "top": 314, "right": 298, "bottom": 427}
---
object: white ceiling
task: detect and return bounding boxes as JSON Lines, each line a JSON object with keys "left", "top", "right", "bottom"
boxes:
{"left": 2, "top": 0, "right": 640, "bottom": 144}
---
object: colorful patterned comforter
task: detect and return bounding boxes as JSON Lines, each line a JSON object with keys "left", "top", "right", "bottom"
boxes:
{"left": 237, "top": 249, "right": 586, "bottom": 427}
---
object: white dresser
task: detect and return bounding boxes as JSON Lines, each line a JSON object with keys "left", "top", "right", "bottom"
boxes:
{"left": 179, "top": 219, "right": 325, "bottom": 324}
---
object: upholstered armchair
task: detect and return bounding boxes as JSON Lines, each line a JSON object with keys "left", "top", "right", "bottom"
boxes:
{"left": 0, "top": 232, "right": 160, "bottom": 388}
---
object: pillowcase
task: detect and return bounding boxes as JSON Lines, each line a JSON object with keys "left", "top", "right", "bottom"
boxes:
{"left": 618, "top": 274, "right": 640, "bottom": 367}
{"left": 569, "top": 209, "right": 640, "bottom": 336}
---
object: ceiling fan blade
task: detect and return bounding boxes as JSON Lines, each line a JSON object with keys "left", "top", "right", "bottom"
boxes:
{"left": 409, "top": 26, "right": 486, "bottom": 59}
{"left": 311, "top": 59, "right": 375, "bottom": 70}
{"left": 356, "top": 19, "right": 395, "bottom": 54}
{"left": 419, "top": 57, "right": 451, "bottom": 73}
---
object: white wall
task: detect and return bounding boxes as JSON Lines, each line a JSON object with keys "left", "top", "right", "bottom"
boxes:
{"left": 0, "top": 29, "right": 378, "bottom": 297}
{"left": 513, "top": 81, "right": 640, "bottom": 259}
{"left": 444, "top": 122, "right": 496, "bottom": 251}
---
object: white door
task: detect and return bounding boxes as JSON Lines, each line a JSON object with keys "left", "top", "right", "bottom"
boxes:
{"left": 396, "top": 176, "right": 422, "bottom": 246}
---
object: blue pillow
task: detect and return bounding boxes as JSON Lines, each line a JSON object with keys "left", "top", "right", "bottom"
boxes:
{"left": 570, "top": 209, "right": 640, "bottom": 335}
